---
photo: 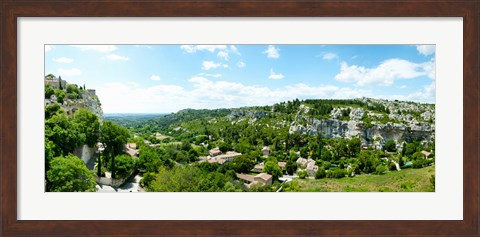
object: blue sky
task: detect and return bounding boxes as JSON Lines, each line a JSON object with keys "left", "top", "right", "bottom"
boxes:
{"left": 45, "top": 44, "right": 435, "bottom": 113}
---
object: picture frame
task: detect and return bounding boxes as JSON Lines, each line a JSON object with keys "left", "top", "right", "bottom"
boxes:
{"left": 1, "top": 0, "right": 478, "bottom": 236}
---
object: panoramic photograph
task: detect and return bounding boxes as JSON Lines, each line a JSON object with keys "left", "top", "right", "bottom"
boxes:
{"left": 44, "top": 44, "right": 435, "bottom": 192}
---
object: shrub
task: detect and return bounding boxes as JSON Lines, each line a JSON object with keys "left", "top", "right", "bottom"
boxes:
{"left": 298, "top": 170, "right": 308, "bottom": 179}
{"left": 314, "top": 167, "right": 326, "bottom": 179}
{"left": 112, "top": 154, "right": 135, "bottom": 179}
{"left": 326, "top": 168, "right": 346, "bottom": 179}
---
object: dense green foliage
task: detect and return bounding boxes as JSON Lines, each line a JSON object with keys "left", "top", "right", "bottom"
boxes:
{"left": 111, "top": 154, "right": 136, "bottom": 179}
{"left": 100, "top": 121, "right": 130, "bottom": 178}
{"left": 100, "top": 97, "right": 435, "bottom": 192}
{"left": 44, "top": 107, "right": 102, "bottom": 191}
{"left": 46, "top": 154, "right": 96, "bottom": 192}
{"left": 144, "top": 165, "right": 245, "bottom": 192}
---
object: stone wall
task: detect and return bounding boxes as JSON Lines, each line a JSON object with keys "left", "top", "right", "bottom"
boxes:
{"left": 73, "top": 144, "right": 96, "bottom": 165}
{"left": 45, "top": 78, "right": 67, "bottom": 89}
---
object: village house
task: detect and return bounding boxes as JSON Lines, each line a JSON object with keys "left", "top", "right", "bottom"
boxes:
{"left": 236, "top": 172, "right": 273, "bottom": 188}
{"left": 125, "top": 143, "right": 138, "bottom": 157}
{"left": 207, "top": 151, "right": 242, "bottom": 165}
{"left": 261, "top": 146, "right": 271, "bottom": 156}
{"left": 252, "top": 163, "right": 264, "bottom": 173}
{"left": 296, "top": 157, "right": 308, "bottom": 167}
{"left": 277, "top": 162, "right": 286, "bottom": 170}
{"left": 209, "top": 147, "right": 222, "bottom": 157}
{"left": 421, "top": 150, "right": 432, "bottom": 158}
{"left": 306, "top": 164, "right": 319, "bottom": 176}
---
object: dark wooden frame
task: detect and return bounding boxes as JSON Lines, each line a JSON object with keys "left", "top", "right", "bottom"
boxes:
{"left": 1, "top": 0, "right": 478, "bottom": 236}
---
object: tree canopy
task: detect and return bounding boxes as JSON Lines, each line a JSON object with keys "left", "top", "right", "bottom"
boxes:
{"left": 46, "top": 154, "right": 96, "bottom": 192}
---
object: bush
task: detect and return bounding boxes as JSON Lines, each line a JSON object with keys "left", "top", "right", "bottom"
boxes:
{"left": 54, "top": 89, "right": 65, "bottom": 104}
{"left": 384, "top": 139, "right": 396, "bottom": 152}
{"left": 375, "top": 164, "right": 388, "bottom": 174}
{"left": 298, "top": 170, "right": 308, "bottom": 179}
{"left": 314, "top": 167, "right": 326, "bottom": 179}
{"left": 46, "top": 154, "right": 96, "bottom": 192}
{"left": 326, "top": 168, "right": 346, "bottom": 179}
{"left": 112, "top": 154, "right": 135, "bottom": 178}
{"left": 45, "top": 84, "right": 55, "bottom": 99}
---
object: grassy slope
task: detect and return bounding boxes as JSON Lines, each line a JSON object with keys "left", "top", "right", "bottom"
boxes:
{"left": 291, "top": 166, "right": 435, "bottom": 192}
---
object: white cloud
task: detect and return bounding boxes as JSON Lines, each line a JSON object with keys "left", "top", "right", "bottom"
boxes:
{"left": 237, "top": 61, "right": 246, "bottom": 68}
{"left": 269, "top": 69, "right": 285, "bottom": 80}
{"left": 71, "top": 45, "right": 117, "bottom": 53}
{"left": 198, "top": 73, "right": 222, "bottom": 78}
{"left": 322, "top": 53, "right": 338, "bottom": 60}
{"left": 150, "top": 75, "right": 161, "bottom": 81}
{"left": 53, "top": 57, "right": 73, "bottom": 63}
{"left": 416, "top": 45, "right": 435, "bottom": 56}
{"left": 180, "top": 45, "right": 227, "bottom": 53}
{"left": 230, "top": 45, "right": 241, "bottom": 55}
{"left": 217, "top": 51, "right": 229, "bottom": 61}
{"left": 202, "top": 61, "right": 227, "bottom": 70}
{"left": 96, "top": 77, "right": 373, "bottom": 113}
{"left": 263, "top": 45, "right": 280, "bottom": 59}
{"left": 335, "top": 58, "right": 435, "bottom": 86}
{"left": 58, "top": 68, "right": 82, "bottom": 76}
{"left": 381, "top": 81, "right": 435, "bottom": 103}
{"left": 104, "top": 54, "right": 129, "bottom": 61}
{"left": 399, "top": 85, "right": 407, "bottom": 89}
{"left": 45, "top": 45, "right": 53, "bottom": 52}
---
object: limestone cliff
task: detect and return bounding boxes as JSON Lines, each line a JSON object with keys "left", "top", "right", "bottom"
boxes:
{"left": 228, "top": 98, "right": 435, "bottom": 150}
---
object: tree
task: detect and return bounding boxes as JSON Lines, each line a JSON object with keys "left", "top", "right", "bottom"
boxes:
{"left": 112, "top": 154, "right": 135, "bottom": 179}
{"left": 348, "top": 137, "right": 361, "bottom": 157}
{"left": 384, "top": 139, "right": 396, "bottom": 152}
{"left": 300, "top": 147, "right": 308, "bottom": 158}
{"left": 286, "top": 160, "right": 297, "bottom": 175}
{"left": 298, "top": 170, "right": 308, "bottom": 179}
{"left": 137, "top": 148, "right": 162, "bottom": 172}
{"left": 58, "top": 76, "right": 63, "bottom": 90}
{"left": 228, "top": 154, "right": 256, "bottom": 173}
{"left": 263, "top": 160, "right": 283, "bottom": 180}
{"left": 46, "top": 73, "right": 55, "bottom": 79}
{"left": 46, "top": 154, "right": 96, "bottom": 192}
{"left": 314, "top": 166, "right": 326, "bottom": 179}
{"left": 54, "top": 89, "right": 65, "bottom": 104}
{"left": 404, "top": 143, "right": 416, "bottom": 156}
{"left": 326, "top": 168, "right": 347, "bottom": 178}
{"left": 45, "top": 112, "right": 85, "bottom": 156}
{"left": 100, "top": 121, "right": 130, "bottom": 178}
{"left": 72, "top": 109, "right": 100, "bottom": 147}
{"left": 45, "top": 104, "right": 61, "bottom": 119}
{"left": 45, "top": 84, "right": 55, "bottom": 99}
{"left": 66, "top": 84, "right": 81, "bottom": 99}
{"left": 218, "top": 142, "right": 231, "bottom": 153}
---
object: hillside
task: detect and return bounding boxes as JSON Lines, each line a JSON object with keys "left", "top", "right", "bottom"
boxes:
{"left": 283, "top": 166, "right": 435, "bottom": 192}
{"left": 119, "top": 98, "right": 434, "bottom": 151}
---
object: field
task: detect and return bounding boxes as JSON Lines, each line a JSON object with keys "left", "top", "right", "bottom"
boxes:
{"left": 286, "top": 166, "right": 435, "bottom": 192}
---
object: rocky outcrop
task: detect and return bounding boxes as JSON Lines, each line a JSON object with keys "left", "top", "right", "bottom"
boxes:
{"left": 81, "top": 90, "right": 104, "bottom": 123}
{"left": 227, "top": 110, "right": 267, "bottom": 120}
{"left": 45, "top": 89, "right": 104, "bottom": 123}
{"left": 289, "top": 115, "right": 434, "bottom": 145}
{"left": 227, "top": 97, "right": 435, "bottom": 146}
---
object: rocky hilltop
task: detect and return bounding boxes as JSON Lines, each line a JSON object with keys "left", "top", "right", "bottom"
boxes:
{"left": 228, "top": 98, "right": 434, "bottom": 149}
{"left": 44, "top": 75, "right": 104, "bottom": 166}
{"left": 44, "top": 75, "right": 104, "bottom": 123}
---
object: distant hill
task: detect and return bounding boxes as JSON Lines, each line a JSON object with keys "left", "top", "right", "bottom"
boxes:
{"left": 113, "top": 97, "right": 435, "bottom": 149}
